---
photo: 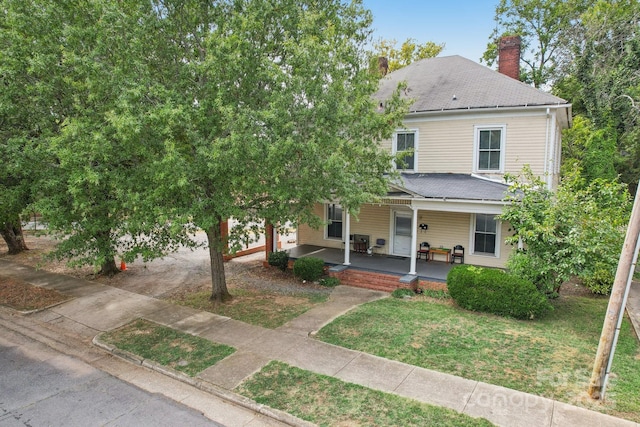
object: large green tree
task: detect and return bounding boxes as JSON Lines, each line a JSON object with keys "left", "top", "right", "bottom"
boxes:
{"left": 0, "top": 0, "right": 66, "bottom": 254}
{"left": 559, "top": 0, "right": 640, "bottom": 188}
{"left": 145, "top": 0, "right": 407, "bottom": 301}
{"left": 483, "top": 0, "right": 592, "bottom": 87}
{"left": 4, "top": 0, "right": 405, "bottom": 296}
{"left": 30, "top": 1, "right": 196, "bottom": 275}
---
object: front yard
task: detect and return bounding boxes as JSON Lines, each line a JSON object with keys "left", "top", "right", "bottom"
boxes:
{"left": 315, "top": 292, "right": 640, "bottom": 422}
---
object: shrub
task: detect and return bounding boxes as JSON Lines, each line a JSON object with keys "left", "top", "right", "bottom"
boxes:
{"left": 391, "top": 288, "right": 414, "bottom": 298}
{"left": 268, "top": 251, "right": 289, "bottom": 272}
{"left": 318, "top": 276, "right": 341, "bottom": 287}
{"left": 293, "top": 257, "right": 325, "bottom": 281}
{"left": 582, "top": 264, "right": 615, "bottom": 295}
{"left": 447, "top": 265, "right": 552, "bottom": 320}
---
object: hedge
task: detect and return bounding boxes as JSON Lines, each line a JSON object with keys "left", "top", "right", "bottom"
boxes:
{"left": 293, "top": 257, "right": 325, "bottom": 281}
{"left": 447, "top": 265, "right": 552, "bottom": 320}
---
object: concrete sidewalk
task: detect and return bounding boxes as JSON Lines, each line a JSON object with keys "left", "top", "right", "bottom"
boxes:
{"left": 1, "top": 259, "right": 638, "bottom": 427}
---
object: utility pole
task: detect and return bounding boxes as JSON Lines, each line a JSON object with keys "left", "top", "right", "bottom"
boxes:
{"left": 588, "top": 182, "right": 640, "bottom": 399}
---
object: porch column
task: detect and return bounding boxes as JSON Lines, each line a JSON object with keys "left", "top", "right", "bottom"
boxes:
{"left": 343, "top": 211, "right": 351, "bottom": 266}
{"left": 409, "top": 206, "right": 418, "bottom": 275}
{"left": 265, "top": 221, "right": 275, "bottom": 261}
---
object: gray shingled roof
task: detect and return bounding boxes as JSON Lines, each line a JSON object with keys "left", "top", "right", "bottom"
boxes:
{"left": 375, "top": 55, "right": 568, "bottom": 113}
{"left": 393, "top": 173, "right": 513, "bottom": 202}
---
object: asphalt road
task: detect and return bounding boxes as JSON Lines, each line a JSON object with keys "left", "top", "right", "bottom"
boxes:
{"left": 0, "top": 330, "right": 223, "bottom": 427}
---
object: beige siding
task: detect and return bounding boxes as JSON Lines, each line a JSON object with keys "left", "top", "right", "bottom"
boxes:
{"left": 419, "top": 210, "right": 513, "bottom": 268}
{"left": 503, "top": 115, "right": 547, "bottom": 176}
{"left": 350, "top": 204, "right": 391, "bottom": 253}
{"left": 298, "top": 204, "right": 392, "bottom": 252}
{"left": 383, "top": 111, "right": 552, "bottom": 180}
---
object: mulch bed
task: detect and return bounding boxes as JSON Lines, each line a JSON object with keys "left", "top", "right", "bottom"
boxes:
{"left": 0, "top": 274, "right": 71, "bottom": 312}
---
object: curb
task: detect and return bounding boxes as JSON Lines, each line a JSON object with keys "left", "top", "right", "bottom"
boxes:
{"left": 92, "top": 335, "right": 316, "bottom": 427}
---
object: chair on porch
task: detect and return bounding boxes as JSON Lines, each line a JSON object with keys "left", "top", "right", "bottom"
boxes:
{"left": 451, "top": 245, "right": 465, "bottom": 264}
{"left": 416, "top": 242, "right": 430, "bottom": 261}
{"left": 373, "top": 238, "right": 386, "bottom": 252}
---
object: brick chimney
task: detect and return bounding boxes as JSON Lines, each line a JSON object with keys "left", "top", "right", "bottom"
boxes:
{"left": 498, "top": 35, "right": 521, "bottom": 80}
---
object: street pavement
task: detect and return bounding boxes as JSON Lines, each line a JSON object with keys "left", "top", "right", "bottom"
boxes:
{"left": 1, "top": 258, "right": 639, "bottom": 427}
{"left": 0, "top": 327, "right": 222, "bottom": 427}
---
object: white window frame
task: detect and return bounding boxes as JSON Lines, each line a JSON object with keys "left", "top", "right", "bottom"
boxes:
{"left": 325, "top": 203, "right": 343, "bottom": 240}
{"left": 470, "top": 213, "right": 501, "bottom": 258}
{"left": 473, "top": 125, "right": 506, "bottom": 173}
{"left": 393, "top": 129, "right": 418, "bottom": 172}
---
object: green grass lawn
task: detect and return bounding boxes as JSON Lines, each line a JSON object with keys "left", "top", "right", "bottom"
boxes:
{"left": 236, "top": 361, "right": 494, "bottom": 427}
{"left": 168, "top": 288, "right": 328, "bottom": 329}
{"left": 315, "top": 295, "right": 640, "bottom": 422}
{"left": 100, "top": 319, "right": 235, "bottom": 376}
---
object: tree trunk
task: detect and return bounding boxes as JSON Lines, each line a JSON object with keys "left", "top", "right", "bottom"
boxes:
{"left": 205, "top": 224, "right": 232, "bottom": 302}
{"left": 100, "top": 256, "right": 120, "bottom": 277}
{"left": 1, "top": 219, "right": 29, "bottom": 255}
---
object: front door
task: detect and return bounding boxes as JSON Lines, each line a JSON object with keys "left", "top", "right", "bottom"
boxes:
{"left": 393, "top": 211, "right": 412, "bottom": 256}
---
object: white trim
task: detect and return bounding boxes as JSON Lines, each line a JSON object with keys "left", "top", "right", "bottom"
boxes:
{"left": 390, "top": 208, "right": 413, "bottom": 257}
{"left": 470, "top": 213, "right": 501, "bottom": 258}
{"left": 392, "top": 128, "right": 419, "bottom": 172}
{"left": 401, "top": 104, "right": 572, "bottom": 128}
{"left": 473, "top": 124, "right": 507, "bottom": 174}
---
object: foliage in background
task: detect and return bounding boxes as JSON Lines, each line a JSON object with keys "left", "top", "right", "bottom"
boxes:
{"left": 482, "top": 0, "right": 590, "bottom": 87}
{"left": 500, "top": 167, "right": 631, "bottom": 295}
{"left": 447, "top": 265, "right": 552, "bottom": 319}
{"left": 371, "top": 37, "right": 444, "bottom": 73}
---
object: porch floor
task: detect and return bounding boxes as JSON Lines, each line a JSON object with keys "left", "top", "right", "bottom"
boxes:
{"left": 287, "top": 245, "right": 455, "bottom": 282}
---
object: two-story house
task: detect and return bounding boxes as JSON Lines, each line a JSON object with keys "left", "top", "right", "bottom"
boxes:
{"left": 286, "top": 43, "right": 571, "bottom": 288}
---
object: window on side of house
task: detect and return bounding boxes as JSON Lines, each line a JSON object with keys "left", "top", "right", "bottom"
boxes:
{"left": 474, "top": 213, "right": 498, "bottom": 256}
{"left": 394, "top": 131, "right": 416, "bottom": 171}
{"left": 326, "top": 203, "right": 343, "bottom": 240}
{"left": 475, "top": 126, "right": 505, "bottom": 172}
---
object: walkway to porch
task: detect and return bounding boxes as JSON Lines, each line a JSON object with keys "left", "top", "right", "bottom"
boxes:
{"left": 287, "top": 245, "right": 455, "bottom": 285}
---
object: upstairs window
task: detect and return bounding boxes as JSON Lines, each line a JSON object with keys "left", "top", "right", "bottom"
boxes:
{"left": 475, "top": 126, "right": 505, "bottom": 172}
{"left": 394, "top": 131, "right": 416, "bottom": 171}
{"left": 326, "top": 204, "right": 343, "bottom": 240}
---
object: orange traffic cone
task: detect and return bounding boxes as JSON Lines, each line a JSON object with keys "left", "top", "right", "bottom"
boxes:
{"left": 120, "top": 260, "right": 127, "bottom": 271}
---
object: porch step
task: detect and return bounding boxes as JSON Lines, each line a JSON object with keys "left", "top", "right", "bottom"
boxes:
{"left": 329, "top": 268, "right": 416, "bottom": 293}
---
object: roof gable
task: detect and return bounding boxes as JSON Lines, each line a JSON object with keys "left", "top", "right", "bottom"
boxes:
{"left": 375, "top": 55, "right": 569, "bottom": 114}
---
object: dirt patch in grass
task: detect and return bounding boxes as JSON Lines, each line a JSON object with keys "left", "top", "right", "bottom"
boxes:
{"left": 0, "top": 274, "right": 70, "bottom": 312}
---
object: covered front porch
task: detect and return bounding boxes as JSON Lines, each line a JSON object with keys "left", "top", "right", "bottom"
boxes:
{"left": 287, "top": 244, "right": 455, "bottom": 285}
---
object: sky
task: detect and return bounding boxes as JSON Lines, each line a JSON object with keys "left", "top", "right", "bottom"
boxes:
{"left": 362, "top": 0, "right": 499, "bottom": 64}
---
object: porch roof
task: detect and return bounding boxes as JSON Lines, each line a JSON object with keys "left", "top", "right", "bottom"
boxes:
{"left": 391, "top": 173, "right": 513, "bottom": 202}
